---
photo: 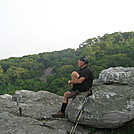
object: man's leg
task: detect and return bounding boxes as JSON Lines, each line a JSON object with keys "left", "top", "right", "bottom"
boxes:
{"left": 52, "top": 91, "right": 72, "bottom": 118}
{"left": 62, "top": 91, "right": 72, "bottom": 103}
{"left": 71, "top": 71, "right": 79, "bottom": 80}
{"left": 61, "top": 91, "right": 71, "bottom": 113}
{"left": 69, "top": 71, "right": 80, "bottom": 87}
{"left": 52, "top": 72, "right": 79, "bottom": 118}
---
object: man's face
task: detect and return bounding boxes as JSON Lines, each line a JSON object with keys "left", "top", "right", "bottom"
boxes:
{"left": 77, "top": 60, "right": 85, "bottom": 68}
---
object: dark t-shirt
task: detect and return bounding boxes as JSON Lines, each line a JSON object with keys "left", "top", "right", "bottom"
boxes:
{"left": 71, "top": 66, "right": 93, "bottom": 92}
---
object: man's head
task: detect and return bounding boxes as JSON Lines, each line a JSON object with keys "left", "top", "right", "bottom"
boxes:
{"left": 78, "top": 56, "right": 89, "bottom": 68}
{"left": 79, "top": 56, "right": 89, "bottom": 64}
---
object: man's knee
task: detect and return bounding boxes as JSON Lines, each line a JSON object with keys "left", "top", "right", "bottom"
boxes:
{"left": 64, "top": 91, "right": 71, "bottom": 98}
{"left": 71, "top": 71, "right": 79, "bottom": 78}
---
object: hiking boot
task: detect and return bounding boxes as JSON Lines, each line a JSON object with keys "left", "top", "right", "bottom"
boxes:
{"left": 52, "top": 111, "right": 65, "bottom": 118}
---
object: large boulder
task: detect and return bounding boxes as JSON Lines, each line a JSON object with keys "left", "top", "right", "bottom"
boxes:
{"left": 12, "top": 90, "right": 63, "bottom": 119}
{"left": 67, "top": 84, "right": 134, "bottom": 128}
{"left": 0, "top": 90, "right": 89, "bottom": 134}
{"left": 99, "top": 67, "right": 134, "bottom": 85}
{"left": 67, "top": 67, "right": 134, "bottom": 129}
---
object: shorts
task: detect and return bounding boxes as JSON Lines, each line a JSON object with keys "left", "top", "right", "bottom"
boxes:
{"left": 70, "top": 87, "right": 90, "bottom": 92}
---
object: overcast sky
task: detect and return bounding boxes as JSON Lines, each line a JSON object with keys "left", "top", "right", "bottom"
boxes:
{"left": 0, "top": 0, "right": 134, "bottom": 60}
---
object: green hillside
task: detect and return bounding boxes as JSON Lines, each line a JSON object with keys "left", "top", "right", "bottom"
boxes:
{"left": 0, "top": 31, "right": 134, "bottom": 95}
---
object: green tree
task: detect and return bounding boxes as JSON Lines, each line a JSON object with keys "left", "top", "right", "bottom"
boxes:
{"left": 6, "top": 66, "right": 28, "bottom": 82}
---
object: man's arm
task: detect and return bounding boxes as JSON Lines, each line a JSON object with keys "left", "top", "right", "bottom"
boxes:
{"left": 69, "top": 77, "right": 85, "bottom": 84}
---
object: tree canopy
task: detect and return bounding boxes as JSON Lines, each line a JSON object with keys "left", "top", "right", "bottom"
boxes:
{"left": 0, "top": 32, "right": 134, "bottom": 95}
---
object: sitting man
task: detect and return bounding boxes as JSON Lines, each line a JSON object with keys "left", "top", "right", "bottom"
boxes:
{"left": 52, "top": 56, "right": 93, "bottom": 118}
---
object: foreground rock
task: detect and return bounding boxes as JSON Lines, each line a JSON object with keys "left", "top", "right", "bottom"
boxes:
{"left": 67, "top": 67, "right": 134, "bottom": 129}
{"left": 67, "top": 84, "right": 134, "bottom": 128}
{"left": 0, "top": 90, "right": 89, "bottom": 134}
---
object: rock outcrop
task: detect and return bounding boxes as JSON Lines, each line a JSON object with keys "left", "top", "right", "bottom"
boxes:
{"left": 39, "top": 67, "right": 55, "bottom": 81}
{"left": 67, "top": 84, "right": 134, "bottom": 129}
{"left": 0, "top": 90, "right": 89, "bottom": 134}
{"left": 99, "top": 67, "right": 134, "bottom": 85}
{"left": 67, "top": 67, "right": 134, "bottom": 129}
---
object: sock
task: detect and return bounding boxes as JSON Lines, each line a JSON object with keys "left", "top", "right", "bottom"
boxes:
{"left": 61, "top": 103, "right": 68, "bottom": 113}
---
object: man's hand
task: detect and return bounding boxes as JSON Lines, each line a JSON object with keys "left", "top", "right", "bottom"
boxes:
{"left": 68, "top": 80, "right": 73, "bottom": 87}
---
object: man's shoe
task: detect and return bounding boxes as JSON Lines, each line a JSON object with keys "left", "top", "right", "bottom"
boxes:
{"left": 52, "top": 111, "right": 65, "bottom": 118}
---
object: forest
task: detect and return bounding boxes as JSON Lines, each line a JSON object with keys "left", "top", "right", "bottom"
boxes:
{"left": 0, "top": 31, "right": 134, "bottom": 95}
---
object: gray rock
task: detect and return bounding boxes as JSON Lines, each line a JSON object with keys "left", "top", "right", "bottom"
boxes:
{"left": 67, "top": 84, "right": 134, "bottom": 128}
{"left": 0, "top": 90, "right": 90, "bottom": 134}
{"left": 39, "top": 67, "right": 55, "bottom": 81}
{"left": 12, "top": 90, "right": 63, "bottom": 119}
{"left": 99, "top": 67, "right": 134, "bottom": 85}
{"left": 93, "top": 79, "right": 103, "bottom": 86}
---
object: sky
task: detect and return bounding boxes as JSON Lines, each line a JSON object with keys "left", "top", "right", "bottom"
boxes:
{"left": 0, "top": 0, "right": 134, "bottom": 60}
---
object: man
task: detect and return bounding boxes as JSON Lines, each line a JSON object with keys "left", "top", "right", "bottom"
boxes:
{"left": 52, "top": 56, "right": 93, "bottom": 118}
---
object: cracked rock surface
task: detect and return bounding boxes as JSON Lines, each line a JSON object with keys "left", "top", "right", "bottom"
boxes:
{"left": 0, "top": 90, "right": 89, "bottom": 134}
